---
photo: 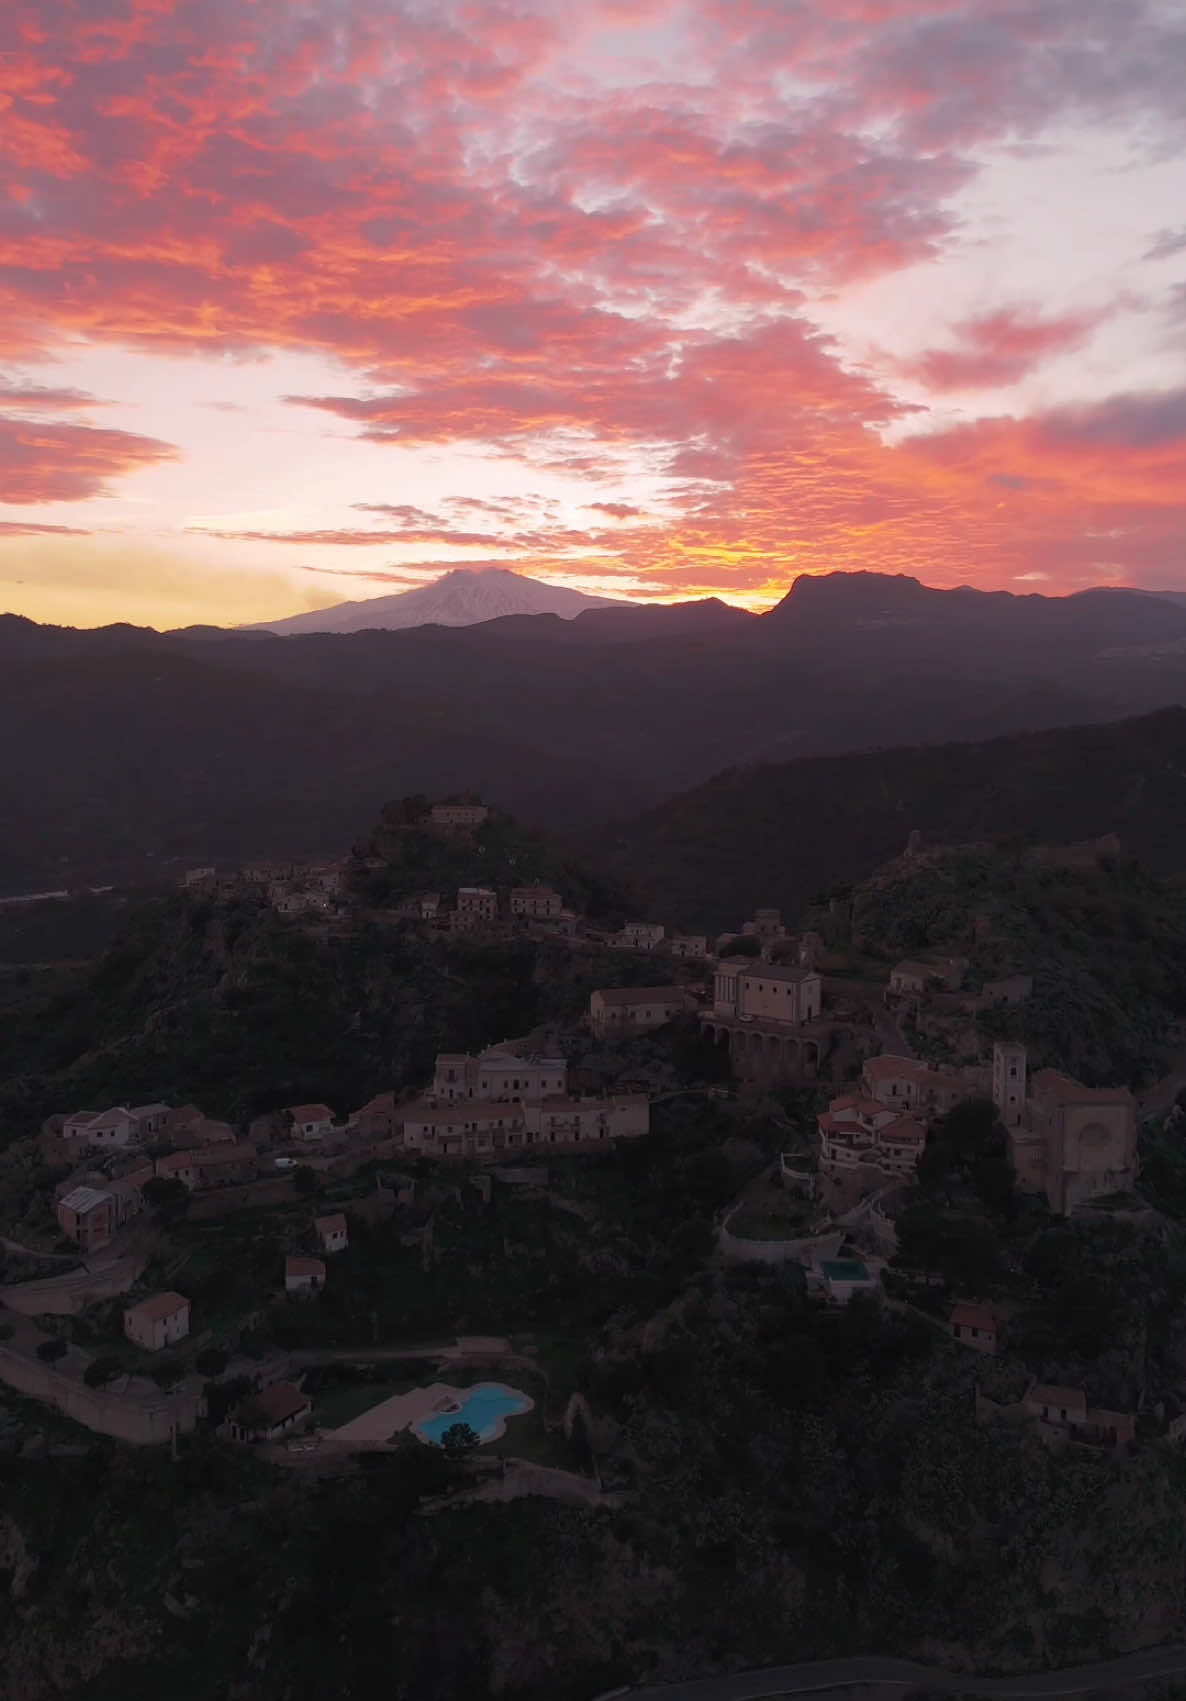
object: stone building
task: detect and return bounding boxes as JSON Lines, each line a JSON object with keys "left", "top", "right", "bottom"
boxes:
{"left": 700, "top": 963, "right": 824, "bottom": 1083}
{"left": 588, "top": 985, "right": 694, "bottom": 1039}
{"left": 992, "top": 1043, "right": 1138, "bottom": 1215}
{"left": 124, "top": 1292, "right": 190, "bottom": 1352}
{"left": 432, "top": 1045, "right": 566, "bottom": 1103}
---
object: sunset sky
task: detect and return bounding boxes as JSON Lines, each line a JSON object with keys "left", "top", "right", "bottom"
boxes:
{"left": 2, "top": 0, "right": 1185, "bottom": 628}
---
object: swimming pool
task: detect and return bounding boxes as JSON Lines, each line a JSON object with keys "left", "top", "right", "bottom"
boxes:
{"left": 415, "top": 1382, "right": 533, "bottom": 1446}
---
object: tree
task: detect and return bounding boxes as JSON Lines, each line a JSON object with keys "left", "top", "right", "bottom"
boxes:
{"left": 719, "top": 935, "right": 761, "bottom": 958}
{"left": 151, "top": 1359, "right": 183, "bottom": 1390}
{"left": 141, "top": 1175, "right": 190, "bottom": 1224}
{"left": 84, "top": 1354, "right": 123, "bottom": 1387}
{"left": 292, "top": 1165, "right": 318, "bottom": 1196}
{"left": 439, "top": 1422, "right": 480, "bottom": 1459}
{"left": 36, "top": 1337, "right": 67, "bottom": 1362}
{"left": 195, "top": 1346, "right": 228, "bottom": 1378}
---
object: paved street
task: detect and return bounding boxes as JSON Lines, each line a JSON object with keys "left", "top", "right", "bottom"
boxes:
{"left": 619, "top": 1645, "right": 1186, "bottom": 1701}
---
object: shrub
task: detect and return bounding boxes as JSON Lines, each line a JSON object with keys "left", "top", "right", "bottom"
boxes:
{"left": 36, "top": 1338, "right": 67, "bottom": 1362}
{"left": 84, "top": 1355, "right": 123, "bottom": 1388}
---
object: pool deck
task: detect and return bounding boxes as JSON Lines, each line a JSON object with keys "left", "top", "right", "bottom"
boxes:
{"left": 329, "top": 1380, "right": 532, "bottom": 1444}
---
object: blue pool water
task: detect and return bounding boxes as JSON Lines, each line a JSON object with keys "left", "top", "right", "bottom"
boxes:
{"left": 416, "top": 1383, "right": 532, "bottom": 1446}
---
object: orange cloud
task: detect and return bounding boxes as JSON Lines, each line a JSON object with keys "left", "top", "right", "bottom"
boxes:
{"left": 1, "top": 0, "right": 1184, "bottom": 601}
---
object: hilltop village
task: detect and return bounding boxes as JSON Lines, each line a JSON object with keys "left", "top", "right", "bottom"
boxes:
{"left": 5, "top": 794, "right": 1186, "bottom": 1697}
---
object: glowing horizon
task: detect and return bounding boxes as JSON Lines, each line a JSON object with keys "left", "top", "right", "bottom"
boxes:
{"left": 2, "top": 0, "right": 1185, "bottom": 629}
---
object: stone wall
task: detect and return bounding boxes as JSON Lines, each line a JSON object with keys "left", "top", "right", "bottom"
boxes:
{"left": 0, "top": 1345, "right": 201, "bottom": 1444}
{"left": 0, "top": 1260, "right": 140, "bottom": 1317}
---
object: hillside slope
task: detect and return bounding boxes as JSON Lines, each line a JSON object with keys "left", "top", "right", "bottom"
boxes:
{"left": 9, "top": 573, "right": 1186, "bottom": 888}
{"left": 593, "top": 707, "right": 1186, "bottom": 931}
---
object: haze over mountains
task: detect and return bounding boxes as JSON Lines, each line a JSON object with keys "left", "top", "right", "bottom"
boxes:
{"left": 7, "top": 570, "right": 1186, "bottom": 892}
{"left": 245, "top": 565, "right": 623, "bottom": 634}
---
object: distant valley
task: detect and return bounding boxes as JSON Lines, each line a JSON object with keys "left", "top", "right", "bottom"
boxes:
{"left": 7, "top": 570, "right": 1186, "bottom": 891}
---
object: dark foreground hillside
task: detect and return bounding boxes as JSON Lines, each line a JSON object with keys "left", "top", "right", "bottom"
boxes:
{"left": 593, "top": 707, "right": 1186, "bottom": 931}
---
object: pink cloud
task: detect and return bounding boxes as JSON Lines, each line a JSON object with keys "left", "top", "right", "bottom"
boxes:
{"left": 0, "top": 414, "right": 177, "bottom": 503}
{"left": 900, "top": 306, "right": 1111, "bottom": 391}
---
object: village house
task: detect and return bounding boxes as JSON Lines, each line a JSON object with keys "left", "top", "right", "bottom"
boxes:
{"left": 183, "top": 866, "right": 216, "bottom": 888}
{"left": 742, "top": 907, "right": 786, "bottom": 943}
{"left": 887, "top": 960, "right": 941, "bottom": 998}
{"left": 399, "top": 892, "right": 440, "bottom": 921}
{"left": 154, "top": 1150, "right": 198, "bottom": 1189}
{"left": 56, "top": 1185, "right": 116, "bottom": 1252}
{"left": 452, "top": 886, "right": 498, "bottom": 930}
{"left": 947, "top": 1300, "right": 1003, "bottom": 1355}
{"left": 306, "top": 861, "right": 346, "bottom": 896}
{"left": 523, "top": 1095, "right": 650, "bottom": 1146}
{"left": 61, "top": 1102, "right": 171, "bottom": 1150}
{"left": 166, "top": 1104, "right": 206, "bottom": 1140}
{"left": 402, "top": 1101, "right": 527, "bottom": 1159}
{"left": 285, "top": 1255, "right": 326, "bottom": 1297}
{"left": 350, "top": 1091, "right": 401, "bottom": 1141}
{"left": 124, "top": 1291, "right": 190, "bottom": 1352}
{"left": 315, "top": 1213, "right": 349, "bottom": 1254}
{"left": 429, "top": 802, "right": 489, "bottom": 833}
{"left": 510, "top": 885, "right": 564, "bottom": 920}
{"left": 817, "top": 1095, "right": 927, "bottom": 1187}
{"left": 286, "top": 1103, "right": 336, "bottom": 1142}
{"left": 667, "top": 934, "right": 708, "bottom": 959}
{"left": 186, "top": 1117, "right": 237, "bottom": 1146}
{"left": 431, "top": 1045, "right": 567, "bottom": 1103}
{"left": 588, "top": 985, "right": 695, "bottom": 1039}
{"left": 106, "top": 1175, "right": 145, "bottom": 1227}
{"left": 272, "top": 888, "right": 331, "bottom": 916}
{"left": 618, "top": 921, "right": 665, "bottom": 950}
{"left": 225, "top": 1381, "right": 313, "bottom": 1444}
{"left": 1023, "top": 1382, "right": 1135, "bottom": 1449}
{"left": 190, "top": 1145, "right": 259, "bottom": 1188}
{"left": 859, "top": 1056, "right": 967, "bottom": 1116}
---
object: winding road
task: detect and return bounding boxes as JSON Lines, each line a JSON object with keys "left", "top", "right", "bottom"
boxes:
{"left": 612, "top": 1645, "right": 1186, "bottom": 1701}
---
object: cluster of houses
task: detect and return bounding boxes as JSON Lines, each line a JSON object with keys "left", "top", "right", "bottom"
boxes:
{"left": 809, "top": 1042, "right": 1137, "bottom": 1218}
{"left": 395, "top": 883, "right": 581, "bottom": 936}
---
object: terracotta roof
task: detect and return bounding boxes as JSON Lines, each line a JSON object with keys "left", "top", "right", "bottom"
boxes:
{"left": 1031, "top": 1070, "right": 1134, "bottom": 1105}
{"left": 862, "top": 1055, "right": 962, "bottom": 1089}
{"left": 126, "top": 1291, "right": 188, "bottom": 1324}
{"left": 230, "top": 1381, "right": 311, "bottom": 1430}
{"left": 155, "top": 1151, "right": 197, "bottom": 1174}
{"left": 65, "top": 1110, "right": 100, "bottom": 1124}
{"left": 315, "top": 1213, "right": 348, "bottom": 1234}
{"left": 950, "top": 1301, "right": 997, "bottom": 1332}
{"left": 288, "top": 1103, "right": 334, "bottom": 1122}
{"left": 892, "top": 960, "right": 939, "bottom": 980}
{"left": 1028, "top": 1383, "right": 1088, "bottom": 1417}
{"left": 193, "top": 1144, "right": 256, "bottom": 1166}
{"left": 286, "top": 1256, "right": 326, "bottom": 1280}
{"left": 593, "top": 985, "right": 690, "bottom": 1006}
{"left": 879, "top": 1116, "right": 927, "bottom": 1145}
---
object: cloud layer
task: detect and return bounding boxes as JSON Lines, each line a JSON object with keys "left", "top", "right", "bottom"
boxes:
{"left": 2, "top": 0, "right": 1186, "bottom": 607}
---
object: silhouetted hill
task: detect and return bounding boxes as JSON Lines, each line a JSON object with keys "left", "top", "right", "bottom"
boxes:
{"left": 593, "top": 707, "right": 1186, "bottom": 931}
{"left": 7, "top": 572, "right": 1186, "bottom": 887}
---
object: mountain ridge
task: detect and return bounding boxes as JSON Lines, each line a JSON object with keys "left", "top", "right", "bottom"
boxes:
{"left": 242, "top": 565, "right": 624, "bottom": 634}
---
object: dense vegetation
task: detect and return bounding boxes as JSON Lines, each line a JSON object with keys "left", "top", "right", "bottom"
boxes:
{"left": 0, "top": 807, "right": 660, "bottom": 1141}
{"left": 812, "top": 845, "right": 1186, "bottom": 1088}
{"left": 595, "top": 707, "right": 1186, "bottom": 931}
